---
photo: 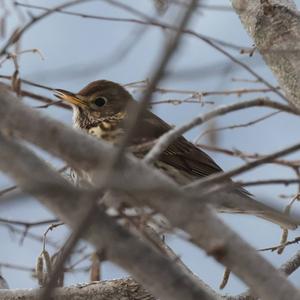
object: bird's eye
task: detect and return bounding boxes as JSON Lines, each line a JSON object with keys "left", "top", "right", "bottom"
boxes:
{"left": 94, "top": 97, "right": 107, "bottom": 107}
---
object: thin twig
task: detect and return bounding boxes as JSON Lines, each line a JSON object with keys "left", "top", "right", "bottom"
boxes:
{"left": 0, "top": 218, "right": 58, "bottom": 227}
{"left": 187, "top": 142, "right": 300, "bottom": 194}
{"left": 0, "top": 0, "right": 92, "bottom": 56}
{"left": 197, "top": 111, "right": 280, "bottom": 141}
{"left": 194, "top": 144, "right": 300, "bottom": 168}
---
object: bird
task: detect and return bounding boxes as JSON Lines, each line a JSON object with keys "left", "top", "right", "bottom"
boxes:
{"left": 53, "top": 80, "right": 298, "bottom": 229}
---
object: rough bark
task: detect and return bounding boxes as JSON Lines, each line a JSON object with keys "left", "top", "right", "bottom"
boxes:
{"left": 231, "top": 0, "right": 300, "bottom": 109}
{"left": 0, "top": 278, "right": 155, "bottom": 300}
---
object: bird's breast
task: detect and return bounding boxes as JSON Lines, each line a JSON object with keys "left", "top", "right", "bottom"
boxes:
{"left": 88, "top": 120, "right": 124, "bottom": 144}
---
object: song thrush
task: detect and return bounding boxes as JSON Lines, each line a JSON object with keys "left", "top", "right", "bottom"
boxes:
{"left": 54, "top": 80, "right": 297, "bottom": 229}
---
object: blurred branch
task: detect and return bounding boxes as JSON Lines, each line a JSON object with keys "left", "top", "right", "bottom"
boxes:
{"left": 0, "top": 75, "right": 53, "bottom": 90}
{"left": 14, "top": 1, "right": 246, "bottom": 51}
{"left": 0, "top": 134, "right": 219, "bottom": 300}
{"left": 0, "top": 82, "right": 69, "bottom": 109}
{"left": 15, "top": 1, "right": 287, "bottom": 101}
{"left": 0, "top": 260, "right": 88, "bottom": 275}
{"left": 171, "top": 1, "right": 233, "bottom": 12}
{"left": 197, "top": 111, "right": 280, "bottom": 141}
{"left": 187, "top": 140, "right": 300, "bottom": 193}
{"left": 0, "top": 185, "right": 17, "bottom": 197}
{"left": 0, "top": 222, "right": 60, "bottom": 248}
{"left": 0, "top": 262, "right": 34, "bottom": 273}
{"left": 0, "top": 0, "right": 92, "bottom": 56}
{"left": 1, "top": 73, "right": 283, "bottom": 111}
{"left": 240, "top": 178, "right": 300, "bottom": 187}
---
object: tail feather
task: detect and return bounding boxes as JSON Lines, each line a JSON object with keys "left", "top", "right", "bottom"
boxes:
{"left": 254, "top": 210, "right": 297, "bottom": 230}
{"left": 205, "top": 191, "right": 298, "bottom": 230}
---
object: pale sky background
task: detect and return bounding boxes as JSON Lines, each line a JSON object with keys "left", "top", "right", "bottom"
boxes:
{"left": 1, "top": 0, "right": 300, "bottom": 296}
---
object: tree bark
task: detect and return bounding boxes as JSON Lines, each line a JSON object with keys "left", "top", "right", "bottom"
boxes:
{"left": 231, "top": 0, "right": 300, "bottom": 110}
{"left": 0, "top": 278, "right": 155, "bottom": 300}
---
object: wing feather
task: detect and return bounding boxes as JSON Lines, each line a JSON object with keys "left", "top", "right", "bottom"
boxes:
{"left": 132, "top": 110, "right": 223, "bottom": 179}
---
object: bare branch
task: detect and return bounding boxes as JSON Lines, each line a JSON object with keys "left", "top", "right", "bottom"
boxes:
{"left": 187, "top": 140, "right": 300, "bottom": 192}
{"left": 0, "top": 0, "right": 93, "bottom": 56}
{"left": 0, "top": 133, "right": 219, "bottom": 300}
{"left": 14, "top": 1, "right": 246, "bottom": 51}
{"left": 197, "top": 111, "right": 280, "bottom": 141}
{"left": 0, "top": 278, "right": 155, "bottom": 300}
{"left": 0, "top": 218, "right": 58, "bottom": 227}
{"left": 195, "top": 143, "right": 300, "bottom": 168}
{"left": 231, "top": 249, "right": 300, "bottom": 300}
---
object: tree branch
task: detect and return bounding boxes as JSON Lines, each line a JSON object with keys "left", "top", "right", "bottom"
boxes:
{"left": 0, "top": 133, "right": 219, "bottom": 300}
{"left": 0, "top": 278, "right": 155, "bottom": 300}
{"left": 231, "top": 0, "right": 300, "bottom": 110}
{"left": 0, "top": 0, "right": 92, "bottom": 56}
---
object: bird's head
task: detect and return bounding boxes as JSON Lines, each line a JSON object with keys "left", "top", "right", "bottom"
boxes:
{"left": 53, "top": 80, "right": 133, "bottom": 126}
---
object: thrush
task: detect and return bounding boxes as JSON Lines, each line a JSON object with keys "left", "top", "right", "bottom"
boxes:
{"left": 54, "top": 80, "right": 297, "bottom": 229}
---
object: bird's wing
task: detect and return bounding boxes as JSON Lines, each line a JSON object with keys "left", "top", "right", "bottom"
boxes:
{"left": 133, "top": 110, "right": 223, "bottom": 179}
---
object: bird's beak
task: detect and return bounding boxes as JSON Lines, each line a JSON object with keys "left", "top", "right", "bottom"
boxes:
{"left": 53, "top": 89, "right": 88, "bottom": 107}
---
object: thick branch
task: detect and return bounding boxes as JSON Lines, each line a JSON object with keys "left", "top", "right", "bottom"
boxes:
{"left": 231, "top": 250, "right": 300, "bottom": 300}
{"left": 231, "top": 0, "right": 300, "bottom": 109}
{"left": 0, "top": 278, "right": 155, "bottom": 300}
{"left": 0, "top": 134, "right": 218, "bottom": 300}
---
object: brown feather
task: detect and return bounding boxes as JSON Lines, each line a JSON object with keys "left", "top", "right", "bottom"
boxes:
{"left": 133, "top": 110, "right": 224, "bottom": 179}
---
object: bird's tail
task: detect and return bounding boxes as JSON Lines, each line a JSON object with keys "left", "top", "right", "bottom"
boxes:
{"left": 208, "top": 191, "right": 298, "bottom": 230}
{"left": 253, "top": 209, "right": 297, "bottom": 230}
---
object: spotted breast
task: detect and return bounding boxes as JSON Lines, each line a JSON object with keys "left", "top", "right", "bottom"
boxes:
{"left": 85, "top": 112, "right": 126, "bottom": 144}
{"left": 88, "top": 120, "right": 124, "bottom": 143}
